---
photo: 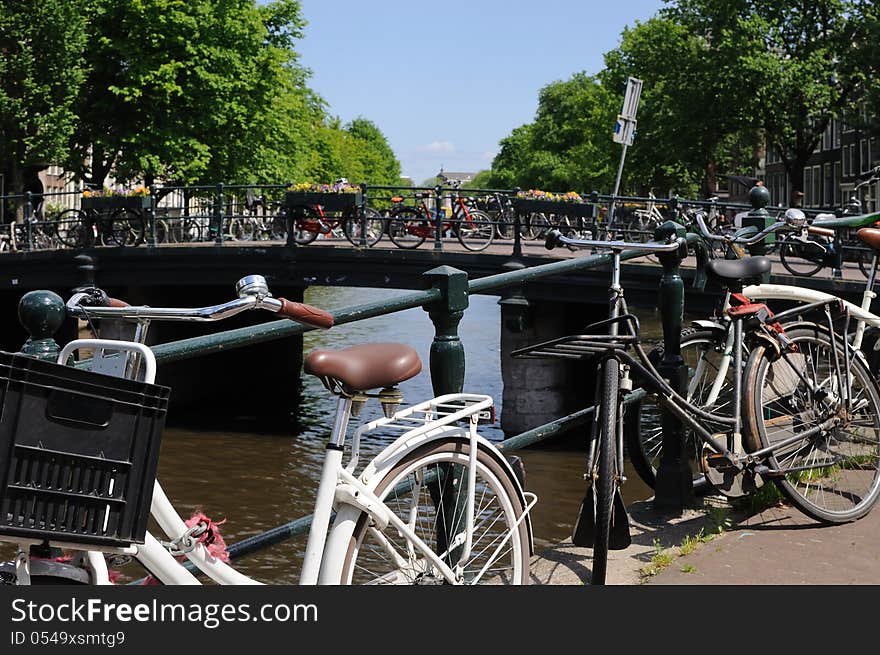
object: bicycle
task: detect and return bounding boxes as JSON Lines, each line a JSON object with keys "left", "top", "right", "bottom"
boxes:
{"left": 628, "top": 208, "right": 880, "bottom": 492}
{"left": 777, "top": 167, "right": 880, "bottom": 278}
{"left": 55, "top": 203, "right": 146, "bottom": 248}
{"left": 386, "top": 187, "right": 494, "bottom": 251}
{"left": 515, "top": 227, "right": 880, "bottom": 585}
{"left": 287, "top": 202, "right": 384, "bottom": 247}
{"left": 0, "top": 276, "right": 535, "bottom": 585}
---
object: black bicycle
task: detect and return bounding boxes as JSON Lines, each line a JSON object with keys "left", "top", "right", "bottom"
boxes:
{"left": 514, "top": 227, "right": 880, "bottom": 585}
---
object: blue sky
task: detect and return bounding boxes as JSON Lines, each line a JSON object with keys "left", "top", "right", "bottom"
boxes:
{"left": 297, "top": 1, "right": 667, "bottom": 184}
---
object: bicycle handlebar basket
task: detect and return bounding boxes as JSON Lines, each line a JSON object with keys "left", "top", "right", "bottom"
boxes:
{"left": 0, "top": 351, "right": 170, "bottom": 547}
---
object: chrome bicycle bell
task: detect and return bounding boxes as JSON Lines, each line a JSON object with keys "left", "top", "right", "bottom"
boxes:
{"left": 236, "top": 275, "right": 270, "bottom": 298}
{"left": 784, "top": 208, "right": 806, "bottom": 228}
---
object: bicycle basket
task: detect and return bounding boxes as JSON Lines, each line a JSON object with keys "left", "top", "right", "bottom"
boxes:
{"left": 0, "top": 351, "right": 170, "bottom": 547}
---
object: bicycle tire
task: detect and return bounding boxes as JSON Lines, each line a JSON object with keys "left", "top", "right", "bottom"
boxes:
{"left": 779, "top": 238, "right": 825, "bottom": 277}
{"left": 625, "top": 329, "right": 735, "bottom": 491}
{"left": 337, "top": 439, "right": 530, "bottom": 585}
{"left": 520, "top": 212, "right": 549, "bottom": 240}
{"left": 591, "top": 358, "right": 619, "bottom": 585}
{"left": 231, "top": 217, "right": 257, "bottom": 242}
{"left": 106, "top": 209, "right": 145, "bottom": 247}
{"left": 288, "top": 205, "right": 319, "bottom": 245}
{"left": 55, "top": 209, "right": 92, "bottom": 248}
{"left": 386, "top": 207, "right": 427, "bottom": 249}
{"left": 742, "top": 324, "right": 880, "bottom": 523}
{"left": 456, "top": 209, "right": 494, "bottom": 251}
{"left": 341, "top": 208, "right": 385, "bottom": 247}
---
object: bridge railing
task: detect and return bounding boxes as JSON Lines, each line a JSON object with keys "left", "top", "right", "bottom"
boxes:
{"left": 17, "top": 229, "right": 700, "bottom": 575}
{"left": 0, "top": 183, "right": 831, "bottom": 255}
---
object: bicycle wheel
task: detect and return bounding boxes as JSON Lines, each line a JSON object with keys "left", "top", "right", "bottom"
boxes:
{"left": 625, "top": 329, "right": 735, "bottom": 490}
{"left": 742, "top": 324, "right": 880, "bottom": 522}
{"left": 520, "top": 212, "right": 549, "bottom": 240}
{"left": 456, "top": 210, "right": 494, "bottom": 251}
{"left": 106, "top": 209, "right": 145, "bottom": 247}
{"left": 779, "top": 238, "right": 826, "bottom": 277}
{"left": 288, "top": 205, "right": 319, "bottom": 245}
{"left": 387, "top": 207, "right": 427, "bottom": 249}
{"left": 342, "top": 208, "right": 385, "bottom": 247}
{"left": 591, "top": 358, "right": 619, "bottom": 585}
{"left": 55, "top": 209, "right": 92, "bottom": 248}
{"left": 232, "top": 217, "right": 257, "bottom": 241}
{"left": 338, "top": 439, "right": 529, "bottom": 585}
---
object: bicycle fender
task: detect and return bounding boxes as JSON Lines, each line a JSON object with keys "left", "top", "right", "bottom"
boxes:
{"left": 690, "top": 319, "right": 726, "bottom": 336}
{"left": 361, "top": 428, "right": 535, "bottom": 555}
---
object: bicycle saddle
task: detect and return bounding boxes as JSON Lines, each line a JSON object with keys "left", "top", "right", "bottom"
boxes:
{"left": 706, "top": 256, "right": 771, "bottom": 285}
{"left": 858, "top": 228, "right": 880, "bottom": 252}
{"left": 304, "top": 343, "right": 422, "bottom": 392}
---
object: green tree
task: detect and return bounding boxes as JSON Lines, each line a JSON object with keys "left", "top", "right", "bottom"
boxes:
{"left": 601, "top": 16, "right": 759, "bottom": 197}
{"left": 670, "top": 0, "right": 866, "bottom": 197}
{"left": 0, "top": 1, "right": 87, "bottom": 214}
{"left": 488, "top": 73, "right": 618, "bottom": 193}
{"left": 67, "top": 0, "right": 318, "bottom": 187}
{"left": 344, "top": 117, "right": 400, "bottom": 185}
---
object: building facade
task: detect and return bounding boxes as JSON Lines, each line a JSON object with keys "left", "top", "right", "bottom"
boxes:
{"left": 764, "top": 115, "right": 879, "bottom": 213}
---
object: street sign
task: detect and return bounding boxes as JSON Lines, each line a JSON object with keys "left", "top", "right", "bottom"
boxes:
{"left": 613, "top": 116, "right": 637, "bottom": 146}
{"left": 612, "top": 77, "right": 642, "bottom": 145}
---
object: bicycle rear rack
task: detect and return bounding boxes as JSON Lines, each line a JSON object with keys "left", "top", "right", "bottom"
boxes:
{"left": 511, "top": 334, "right": 636, "bottom": 361}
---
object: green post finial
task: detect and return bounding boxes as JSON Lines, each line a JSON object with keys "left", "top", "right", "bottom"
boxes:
{"left": 743, "top": 184, "right": 772, "bottom": 261}
{"left": 19, "top": 290, "right": 65, "bottom": 361}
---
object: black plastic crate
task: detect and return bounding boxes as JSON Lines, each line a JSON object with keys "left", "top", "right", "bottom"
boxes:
{"left": 0, "top": 351, "right": 170, "bottom": 547}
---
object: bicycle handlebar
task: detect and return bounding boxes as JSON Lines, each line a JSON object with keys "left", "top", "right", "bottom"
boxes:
{"left": 544, "top": 228, "right": 684, "bottom": 253}
{"left": 693, "top": 212, "right": 787, "bottom": 246}
{"left": 65, "top": 275, "right": 334, "bottom": 329}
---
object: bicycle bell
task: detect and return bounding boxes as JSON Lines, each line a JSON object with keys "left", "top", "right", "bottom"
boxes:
{"left": 235, "top": 274, "right": 270, "bottom": 298}
{"left": 784, "top": 208, "right": 806, "bottom": 228}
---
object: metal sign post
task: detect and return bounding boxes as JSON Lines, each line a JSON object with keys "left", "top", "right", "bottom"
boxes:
{"left": 606, "top": 77, "right": 642, "bottom": 236}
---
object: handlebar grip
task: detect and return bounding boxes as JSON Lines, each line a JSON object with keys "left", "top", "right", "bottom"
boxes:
{"left": 808, "top": 226, "right": 835, "bottom": 238}
{"left": 276, "top": 298, "right": 334, "bottom": 329}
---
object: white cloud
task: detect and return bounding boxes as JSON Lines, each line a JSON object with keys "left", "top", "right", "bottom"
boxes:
{"left": 481, "top": 151, "right": 496, "bottom": 161}
{"left": 418, "top": 140, "right": 456, "bottom": 154}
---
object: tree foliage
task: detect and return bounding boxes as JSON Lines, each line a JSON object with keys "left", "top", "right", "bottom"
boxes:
{"left": 0, "top": 1, "right": 87, "bottom": 206}
{"left": 486, "top": 0, "right": 879, "bottom": 197}
{"left": 1, "top": 0, "right": 400, "bottom": 199}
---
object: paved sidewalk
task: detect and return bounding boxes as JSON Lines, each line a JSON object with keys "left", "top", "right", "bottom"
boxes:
{"left": 531, "top": 497, "right": 880, "bottom": 585}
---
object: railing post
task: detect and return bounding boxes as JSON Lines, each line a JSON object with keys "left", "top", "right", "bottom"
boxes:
{"left": 422, "top": 265, "right": 469, "bottom": 565}
{"left": 146, "top": 186, "right": 157, "bottom": 247}
{"left": 422, "top": 265, "right": 469, "bottom": 396}
{"left": 590, "top": 190, "right": 599, "bottom": 238}
{"left": 214, "top": 182, "right": 224, "bottom": 245}
{"left": 433, "top": 184, "right": 444, "bottom": 252}
{"left": 359, "top": 182, "right": 368, "bottom": 248}
{"left": 742, "top": 184, "right": 771, "bottom": 267}
{"left": 652, "top": 220, "right": 694, "bottom": 513}
{"left": 512, "top": 188, "right": 523, "bottom": 258}
{"left": 24, "top": 191, "right": 34, "bottom": 251}
{"left": 18, "top": 290, "right": 65, "bottom": 362}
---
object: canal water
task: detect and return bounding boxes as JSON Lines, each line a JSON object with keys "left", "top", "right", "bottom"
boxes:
{"left": 2, "top": 285, "right": 669, "bottom": 584}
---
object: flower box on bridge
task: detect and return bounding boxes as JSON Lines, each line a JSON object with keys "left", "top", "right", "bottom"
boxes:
{"left": 284, "top": 191, "right": 362, "bottom": 213}
{"left": 513, "top": 198, "right": 594, "bottom": 218}
{"left": 81, "top": 195, "right": 153, "bottom": 211}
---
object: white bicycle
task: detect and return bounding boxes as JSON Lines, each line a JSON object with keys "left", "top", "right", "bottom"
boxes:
{"left": 0, "top": 275, "right": 535, "bottom": 585}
